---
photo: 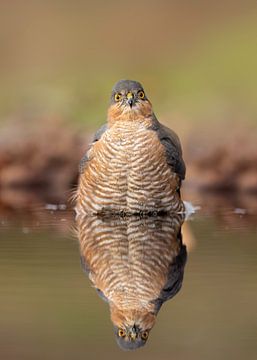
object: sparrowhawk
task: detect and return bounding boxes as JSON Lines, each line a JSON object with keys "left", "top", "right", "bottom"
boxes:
{"left": 76, "top": 79, "right": 185, "bottom": 215}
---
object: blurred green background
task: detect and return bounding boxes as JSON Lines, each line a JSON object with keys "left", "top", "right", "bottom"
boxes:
{"left": 1, "top": 0, "right": 257, "bottom": 130}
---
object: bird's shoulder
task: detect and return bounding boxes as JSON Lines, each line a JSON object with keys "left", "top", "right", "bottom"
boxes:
{"left": 149, "top": 116, "right": 186, "bottom": 181}
{"left": 79, "top": 123, "right": 108, "bottom": 174}
{"left": 92, "top": 123, "right": 109, "bottom": 142}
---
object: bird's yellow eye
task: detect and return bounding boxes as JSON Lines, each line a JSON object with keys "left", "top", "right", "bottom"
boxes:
{"left": 138, "top": 90, "right": 145, "bottom": 99}
{"left": 141, "top": 331, "right": 148, "bottom": 340}
{"left": 118, "top": 329, "right": 126, "bottom": 337}
{"left": 115, "top": 93, "right": 122, "bottom": 102}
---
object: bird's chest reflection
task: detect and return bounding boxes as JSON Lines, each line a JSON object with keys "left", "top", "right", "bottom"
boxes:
{"left": 79, "top": 216, "right": 182, "bottom": 307}
{"left": 77, "top": 211, "right": 187, "bottom": 350}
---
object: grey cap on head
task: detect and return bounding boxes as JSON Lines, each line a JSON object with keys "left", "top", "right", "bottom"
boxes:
{"left": 115, "top": 335, "right": 147, "bottom": 351}
{"left": 114, "top": 325, "right": 147, "bottom": 351}
{"left": 112, "top": 79, "right": 144, "bottom": 93}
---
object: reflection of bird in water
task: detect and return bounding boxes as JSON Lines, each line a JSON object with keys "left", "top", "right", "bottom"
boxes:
{"left": 76, "top": 213, "right": 187, "bottom": 350}
{"left": 76, "top": 79, "right": 185, "bottom": 215}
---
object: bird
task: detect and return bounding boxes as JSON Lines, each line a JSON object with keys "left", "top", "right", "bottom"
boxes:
{"left": 76, "top": 213, "right": 187, "bottom": 350}
{"left": 76, "top": 79, "right": 185, "bottom": 215}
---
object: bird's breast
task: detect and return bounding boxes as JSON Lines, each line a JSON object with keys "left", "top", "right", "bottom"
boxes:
{"left": 77, "top": 121, "right": 183, "bottom": 214}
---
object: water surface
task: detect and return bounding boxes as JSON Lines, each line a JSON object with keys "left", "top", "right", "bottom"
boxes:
{"left": 0, "top": 194, "right": 256, "bottom": 360}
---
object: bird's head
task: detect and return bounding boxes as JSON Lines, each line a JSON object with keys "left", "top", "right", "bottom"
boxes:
{"left": 110, "top": 305, "right": 156, "bottom": 351}
{"left": 108, "top": 79, "right": 153, "bottom": 123}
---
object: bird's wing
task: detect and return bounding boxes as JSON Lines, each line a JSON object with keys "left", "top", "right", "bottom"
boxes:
{"left": 80, "top": 255, "right": 109, "bottom": 302}
{"left": 151, "top": 119, "right": 186, "bottom": 181}
{"left": 92, "top": 123, "right": 109, "bottom": 142}
{"left": 153, "top": 235, "right": 187, "bottom": 312}
{"left": 79, "top": 123, "right": 108, "bottom": 174}
{"left": 95, "top": 288, "right": 109, "bottom": 302}
{"left": 80, "top": 255, "right": 91, "bottom": 275}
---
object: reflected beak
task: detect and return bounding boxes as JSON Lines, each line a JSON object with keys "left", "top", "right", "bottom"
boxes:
{"left": 129, "top": 327, "right": 137, "bottom": 341}
{"left": 126, "top": 92, "right": 134, "bottom": 108}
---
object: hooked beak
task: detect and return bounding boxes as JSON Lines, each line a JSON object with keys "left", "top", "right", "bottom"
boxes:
{"left": 126, "top": 92, "right": 134, "bottom": 108}
{"left": 129, "top": 326, "right": 137, "bottom": 341}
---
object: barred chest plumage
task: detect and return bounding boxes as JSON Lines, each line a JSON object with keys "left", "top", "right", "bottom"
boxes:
{"left": 77, "top": 119, "right": 183, "bottom": 215}
{"left": 78, "top": 214, "right": 185, "bottom": 313}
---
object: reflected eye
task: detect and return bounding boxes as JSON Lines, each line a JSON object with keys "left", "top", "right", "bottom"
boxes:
{"left": 141, "top": 331, "right": 148, "bottom": 340}
{"left": 138, "top": 90, "right": 145, "bottom": 99}
{"left": 115, "top": 93, "right": 122, "bottom": 102}
{"left": 118, "top": 329, "right": 126, "bottom": 337}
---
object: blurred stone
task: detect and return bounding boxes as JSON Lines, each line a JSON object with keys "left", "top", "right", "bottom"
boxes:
{"left": 0, "top": 165, "right": 37, "bottom": 187}
{"left": 236, "top": 170, "right": 257, "bottom": 193}
{"left": 184, "top": 125, "right": 257, "bottom": 193}
{"left": 0, "top": 118, "right": 90, "bottom": 208}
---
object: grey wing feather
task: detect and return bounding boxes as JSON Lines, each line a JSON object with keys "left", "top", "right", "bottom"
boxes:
{"left": 92, "top": 123, "right": 109, "bottom": 142}
{"left": 95, "top": 288, "right": 109, "bottom": 303}
{"left": 79, "top": 123, "right": 108, "bottom": 174}
{"left": 80, "top": 256, "right": 109, "bottom": 303}
{"left": 80, "top": 255, "right": 91, "bottom": 275}
{"left": 151, "top": 118, "right": 186, "bottom": 181}
{"left": 153, "top": 234, "right": 187, "bottom": 312}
